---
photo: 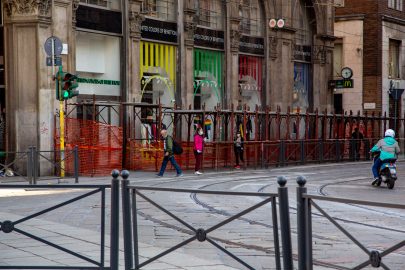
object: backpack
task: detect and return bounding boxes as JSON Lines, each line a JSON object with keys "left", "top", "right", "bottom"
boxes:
{"left": 172, "top": 140, "right": 183, "bottom": 155}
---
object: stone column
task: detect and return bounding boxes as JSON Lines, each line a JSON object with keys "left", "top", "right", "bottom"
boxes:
{"left": 226, "top": 0, "right": 241, "bottom": 109}
{"left": 128, "top": 0, "right": 144, "bottom": 103}
{"left": 3, "top": 0, "right": 52, "bottom": 173}
{"left": 183, "top": 8, "right": 196, "bottom": 109}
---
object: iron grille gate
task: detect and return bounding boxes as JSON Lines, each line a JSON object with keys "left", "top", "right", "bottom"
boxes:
{"left": 0, "top": 183, "right": 117, "bottom": 270}
{"left": 296, "top": 177, "right": 405, "bottom": 270}
{"left": 120, "top": 173, "right": 282, "bottom": 270}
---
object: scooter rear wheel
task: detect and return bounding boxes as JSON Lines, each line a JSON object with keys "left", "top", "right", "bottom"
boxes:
{"left": 387, "top": 178, "right": 395, "bottom": 189}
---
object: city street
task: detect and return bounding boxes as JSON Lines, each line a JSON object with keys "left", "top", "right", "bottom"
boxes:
{"left": 0, "top": 161, "right": 404, "bottom": 269}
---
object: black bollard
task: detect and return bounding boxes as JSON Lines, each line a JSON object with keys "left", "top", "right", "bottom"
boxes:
{"left": 110, "top": 169, "right": 120, "bottom": 270}
{"left": 121, "top": 170, "right": 133, "bottom": 270}
{"left": 296, "top": 176, "right": 307, "bottom": 270}
{"left": 277, "top": 176, "right": 293, "bottom": 270}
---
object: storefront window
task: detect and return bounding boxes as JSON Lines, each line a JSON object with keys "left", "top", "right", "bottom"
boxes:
{"left": 142, "top": 0, "right": 177, "bottom": 21}
{"left": 193, "top": 49, "right": 223, "bottom": 110}
{"left": 76, "top": 31, "right": 121, "bottom": 96}
{"left": 140, "top": 41, "right": 176, "bottom": 107}
{"left": 241, "top": 0, "right": 263, "bottom": 36}
{"left": 196, "top": 0, "right": 224, "bottom": 30}
{"left": 80, "top": 0, "right": 121, "bottom": 10}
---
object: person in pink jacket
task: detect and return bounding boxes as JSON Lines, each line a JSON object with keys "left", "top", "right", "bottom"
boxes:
{"left": 193, "top": 127, "right": 205, "bottom": 175}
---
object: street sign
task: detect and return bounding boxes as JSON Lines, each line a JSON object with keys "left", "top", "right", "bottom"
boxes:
{"left": 389, "top": 88, "right": 404, "bottom": 101}
{"left": 44, "top": 36, "right": 63, "bottom": 56}
{"left": 329, "top": 79, "right": 353, "bottom": 89}
{"left": 46, "top": 56, "right": 62, "bottom": 66}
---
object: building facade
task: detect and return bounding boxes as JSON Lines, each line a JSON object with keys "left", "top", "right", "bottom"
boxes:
{"left": 335, "top": 0, "right": 405, "bottom": 134}
{"left": 2, "top": 0, "right": 334, "bottom": 154}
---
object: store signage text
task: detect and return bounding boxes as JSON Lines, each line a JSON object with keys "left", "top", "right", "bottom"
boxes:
{"left": 141, "top": 18, "right": 178, "bottom": 43}
{"left": 194, "top": 27, "right": 225, "bottom": 50}
{"left": 328, "top": 79, "right": 353, "bottom": 89}
{"left": 294, "top": 45, "right": 312, "bottom": 62}
{"left": 239, "top": 35, "right": 264, "bottom": 55}
{"left": 78, "top": 78, "right": 120, "bottom": 86}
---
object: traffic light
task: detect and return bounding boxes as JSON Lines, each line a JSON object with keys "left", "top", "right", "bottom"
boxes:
{"left": 55, "top": 70, "right": 79, "bottom": 101}
{"left": 62, "top": 73, "right": 79, "bottom": 99}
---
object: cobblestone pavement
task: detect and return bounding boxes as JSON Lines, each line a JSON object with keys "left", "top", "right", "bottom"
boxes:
{"left": 0, "top": 161, "right": 404, "bottom": 269}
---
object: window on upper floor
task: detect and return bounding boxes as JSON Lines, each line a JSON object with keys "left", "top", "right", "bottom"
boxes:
{"left": 196, "top": 0, "right": 224, "bottom": 30}
{"left": 79, "top": 0, "right": 121, "bottom": 10}
{"left": 141, "top": 0, "right": 177, "bottom": 21}
{"left": 389, "top": 39, "right": 401, "bottom": 79}
{"left": 240, "top": 0, "right": 263, "bottom": 36}
{"left": 388, "top": 0, "right": 403, "bottom": 11}
{"left": 333, "top": 40, "right": 343, "bottom": 78}
{"left": 334, "top": 0, "right": 345, "bottom": 7}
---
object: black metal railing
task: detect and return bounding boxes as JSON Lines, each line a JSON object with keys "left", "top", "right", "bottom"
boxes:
{"left": 296, "top": 177, "right": 405, "bottom": 270}
{"left": 120, "top": 171, "right": 283, "bottom": 270}
{"left": 0, "top": 171, "right": 121, "bottom": 270}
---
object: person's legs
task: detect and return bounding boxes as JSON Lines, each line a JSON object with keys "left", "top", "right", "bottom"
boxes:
{"left": 372, "top": 158, "right": 382, "bottom": 179}
{"left": 194, "top": 151, "right": 201, "bottom": 172}
{"left": 158, "top": 156, "right": 169, "bottom": 176}
{"left": 169, "top": 156, "right": 183, "bottom": 175}
{"left": 240, "top": 150, "right": 244, "bottom": 163}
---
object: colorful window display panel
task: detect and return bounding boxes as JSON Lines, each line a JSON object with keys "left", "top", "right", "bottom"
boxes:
{"left": 140, "top": 41, "right": 176, "bottom": 101}
{"left": 193, "top": 49, "right": 224, "bottom": 105}
{"left": 293, "top": 62, "right": 310, "bottom": 109}
{"left": 238, "top": 55, "right": 263, "bottom": 91}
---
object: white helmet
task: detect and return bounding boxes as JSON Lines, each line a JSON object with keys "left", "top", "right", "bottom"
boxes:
{"left": 385, "top": 129, "right": 395, "bottom": 138}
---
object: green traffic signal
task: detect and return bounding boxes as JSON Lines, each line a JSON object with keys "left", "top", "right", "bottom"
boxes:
{"left": 55, "top": 70, "right": 80, "bottom": 101}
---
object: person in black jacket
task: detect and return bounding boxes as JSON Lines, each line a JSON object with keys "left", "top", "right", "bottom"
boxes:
{"left": 234, "top": 131, "right": 244, "bottom": 169}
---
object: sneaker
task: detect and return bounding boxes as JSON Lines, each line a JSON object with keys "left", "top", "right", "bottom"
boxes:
{"left": 176, "top": 173, "right": 184, "bottom": 177}
{"left": 195, "top": 171, "right": 203, "bottom": 175}
{"left": 234, "top": 165, "right": 241, "bottom": 169}
{"left": 372, "top": 178, "right": 381, "bottom": 186}
{"left": 156, "top": 174, "right": 163, "bottom": 177}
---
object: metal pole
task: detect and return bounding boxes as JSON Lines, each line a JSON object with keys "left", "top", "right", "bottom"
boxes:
{"left": 110, "top": 169, "right": 120, "bottom": 270}
{"left": 121, "top": 170, "right": 133, "bottom": 270}
{"left": 277, "top": 176, "right": 293, "bottom": 269}
{"left": 58, "top": 65, "right": 65, "bottom": 178}
{"left": 271, "top": 196, "right": 281, "bottom": 270}
{"left": 27, "top": 147, "right": 33, "bottom": 185}
{"left": 305, "top": 197, "right": 313, "bottom": 270}
{"left": 33, "top": 146, "right": 38, "bottom": 185}
{"left": 74, "top": 145, "right": 79, "bottom": 183}
{"left": 132, "top": 189, "right": 139, "bottom": 269}
{"left": 296, "top": 176, "right": 307, "bottom": 270}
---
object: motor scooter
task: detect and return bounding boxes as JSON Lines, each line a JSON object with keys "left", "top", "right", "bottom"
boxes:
{"left": 372, "top": 152, "right": 397, "bottom": 189}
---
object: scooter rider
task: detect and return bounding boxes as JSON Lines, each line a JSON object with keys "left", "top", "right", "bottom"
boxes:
{"left": 370, "top": 129, "right": 400, "bottom": 186}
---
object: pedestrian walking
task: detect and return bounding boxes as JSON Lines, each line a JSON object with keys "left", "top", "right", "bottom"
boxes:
{"left": 156, "top": 129, "right": 183, "bottom": 177}
{"left": 351, "top": 127, "right": 364, "bottom": 161}
{"left": 234, "top": 131, "right": 244, "bottom": 169}
{"left": 193, "top": 127, "right": 205, "bottom": 175}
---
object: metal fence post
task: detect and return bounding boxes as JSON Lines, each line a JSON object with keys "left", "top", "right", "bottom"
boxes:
{"left": 305, "top": 193, "right": 313, "bottom": 270}
{"left": 277, "top": 176, "right": 293, "bottom": 269}
{"left": 279, "top": 141, "right": 285, "bottom": 167}
{"left": 364, "top": 139, "right": 371, "bottom": 160}
{"left": 300, "top": 140, "right": 305, "bottom": 164}
{"left": 110, "top": 169, "right": 120, "bottom": 270}
{"left": 296, "top": 176, "right": 307, "bottom": 270}
{"left": 335, "top": 140, "right": 341, "bottom": 162}
{"left": 74, "top": 145, "right": 79, "bottom": 183}
{"left": 121, "top": 170, "right": 133, "bottom": 270}
{"left": 33, "top": 146, "right": 38, "bottom": 185}
{"left": 27, "top": 147, "right": 33, "bottom": 185}
{"left": 318, "top": 141, "right": 324, "bottom": 162}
